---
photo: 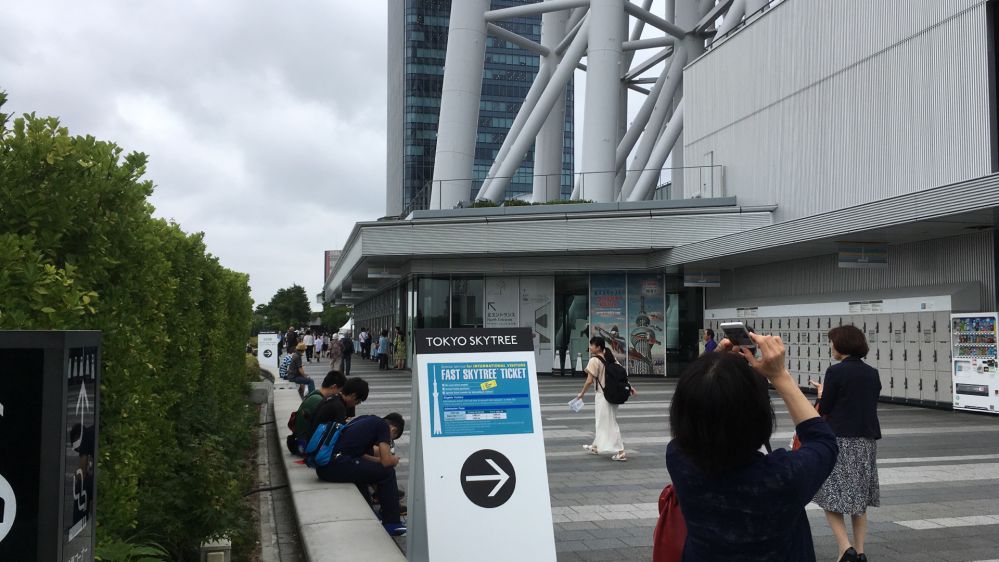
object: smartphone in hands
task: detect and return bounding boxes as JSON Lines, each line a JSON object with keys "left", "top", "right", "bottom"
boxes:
{"left": 719, "top": 321, "right": 756, "bottom": 351}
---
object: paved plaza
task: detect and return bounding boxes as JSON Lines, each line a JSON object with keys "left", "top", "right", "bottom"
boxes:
{"left": 304, "top": 360, "right": 999, "bottom": 561}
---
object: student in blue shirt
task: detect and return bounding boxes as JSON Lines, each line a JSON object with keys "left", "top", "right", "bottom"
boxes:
{"left": 665, "top": 333, "right": 838, "bottom": 562}
{"left": 316, "top": 413, "right": 407, "bottom": 536}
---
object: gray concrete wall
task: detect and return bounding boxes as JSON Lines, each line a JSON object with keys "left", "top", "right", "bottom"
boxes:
{"left": 683, "top": 0, "right": 993, "bottom": 221}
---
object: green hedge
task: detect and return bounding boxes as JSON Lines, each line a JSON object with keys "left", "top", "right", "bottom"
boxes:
{"left": 0, "top": 93, "right": 256, "bottom": 559}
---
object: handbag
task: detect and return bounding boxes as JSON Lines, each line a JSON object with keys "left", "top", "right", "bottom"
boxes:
{"left": 652, "top": 483, "right": 687, "bottom": 562}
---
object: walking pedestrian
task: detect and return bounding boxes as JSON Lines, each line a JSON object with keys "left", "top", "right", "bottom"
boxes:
{"left": 377, "top": 329, "right": 390, "bottom": 370}
{"left": 285, "top": 326, "right": 298, "bottom": 354}
{"left": 303, "top": 331, "right": 315, "bottom": 362}
{"left": 575, "top": 336, "right": 632, "bottom": 461}
{"left": 661, "top": 332, "right": 838, "bottom": 561}
{"left": 314, "top": 333, "right": 324, "bottom": 359}
{"left": 329, "top": 335, "right": 343, "bottom": 372}
{"left": 340, "top": 331, "right": 355, "bottom": 376}
{"left": 811, "top": 325, "right": 882, "bottom": 562}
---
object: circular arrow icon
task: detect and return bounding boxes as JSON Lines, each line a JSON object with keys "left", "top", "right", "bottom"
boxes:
{"left": 0, "top": 473, "right": 16, "bottom": 543}
{"left": 460, "top": 449, "right": 516, "bottom": 508}
{"left": 263, "top": 349, "right": 273, "bottom": 358}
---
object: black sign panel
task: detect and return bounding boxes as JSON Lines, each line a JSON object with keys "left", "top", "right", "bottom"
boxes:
{"left": 0, "top": 349, "right": 44, "bottom": 556}
{"left": 460, "top": 449, "right": 516, "bottom": 508}
{"left": 415, "top": 328, "right": 535, "bottom": 355}
{"left": 0, "top": 331, "right": 99, "bottom": 562}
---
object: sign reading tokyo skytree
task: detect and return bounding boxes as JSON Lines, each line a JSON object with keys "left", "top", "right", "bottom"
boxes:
{"left": 407, "top": 328, "right": 555, "bottom": 562}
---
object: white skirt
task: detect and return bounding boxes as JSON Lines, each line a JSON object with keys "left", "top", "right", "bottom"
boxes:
{"left": 591, "top": 391, "right": 624, "bottom": 453}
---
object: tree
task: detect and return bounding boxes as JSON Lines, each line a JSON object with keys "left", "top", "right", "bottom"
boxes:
{"left": 0, "top": 90, "right": 256, "bottom": 558}
{"left": 257, "top": 285, "right": 311, "bottom": 331}
{"left": 320, "top": 301, "right": 351, "bottom": 332}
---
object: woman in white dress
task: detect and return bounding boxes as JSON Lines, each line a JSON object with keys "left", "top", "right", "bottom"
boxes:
{"left": 575, "top": 336, "right": 630, "bottom": 461}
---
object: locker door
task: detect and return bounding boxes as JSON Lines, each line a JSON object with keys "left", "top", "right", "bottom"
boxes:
{"left": 903, "top": 313, "right": 921, "bottom": 400}
{"left": 876, "top": 315, "right": 891, "bottom": 372}
{"left": 889, "top": 314, "right": 905, "bottom": 400}
{"left": 877, "top": 363, "right": 893, "bottom": 400}
{"left": 918, "top": 312, "right": 936, "bottom": 403}
{"left": 936, "top": 340, "right": 953, "bottom": 405}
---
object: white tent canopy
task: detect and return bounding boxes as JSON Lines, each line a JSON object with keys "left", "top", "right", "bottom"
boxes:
{"left": 338, "top": 317, "right": 354, "bottom": 335}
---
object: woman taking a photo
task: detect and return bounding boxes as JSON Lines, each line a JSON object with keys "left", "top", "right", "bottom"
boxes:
{"left": 664, "top": 333, "right": 839, "bottom": 561}
{"left": 575, "top": 336, "right": 631, "bottom": 462}
{"left": 811, "top": 325, "right": 882, "bottom": 562}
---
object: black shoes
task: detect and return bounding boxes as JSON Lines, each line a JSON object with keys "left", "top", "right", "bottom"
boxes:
{"left": 838, "top": 547, "right": 859, "bottom": 562}
{"left": 857, "top": 554, "right": 867, "bottom": 562}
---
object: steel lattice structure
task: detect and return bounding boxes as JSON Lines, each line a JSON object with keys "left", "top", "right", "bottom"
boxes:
{"left": 428, "top": 0, "right": 769, "bottom": 209}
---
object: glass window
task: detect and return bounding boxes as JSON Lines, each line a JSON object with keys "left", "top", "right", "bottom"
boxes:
{"left": 451, "top": 277, "right": 484, "bottom": 328}
{"left": 554, "top": 275, "right": 590, "bottom": 374}
{"left": 417, "top": 277, "right": 450, "bottom": 329}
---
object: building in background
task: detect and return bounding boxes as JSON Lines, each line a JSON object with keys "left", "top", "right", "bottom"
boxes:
{"left": 386, "top": 0, "right": 574, "bottom": 216}
{"left": 330, "top": 1, "right": 999, "bottom": 413}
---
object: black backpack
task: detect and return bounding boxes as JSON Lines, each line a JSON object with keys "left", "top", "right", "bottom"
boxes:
{"left": 598, "top": 358, "right": 632, "bottom": 405}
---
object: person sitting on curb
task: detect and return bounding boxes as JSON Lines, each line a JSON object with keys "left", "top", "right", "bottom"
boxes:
{"left": 310, "top": 377, "right": 369, "bottom": 434}
{"left": 287, "top": 343, "right": 315, "bottom": 398}
{"left": 315, "top": 413, "right": 407, "bottom": 537}
{"left": 288, "top": 370, "right": 347, "bottom": 456}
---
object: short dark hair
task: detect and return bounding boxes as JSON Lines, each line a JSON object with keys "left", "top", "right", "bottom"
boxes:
{"left": 384, "top": 412, "right": 405, "bottom": 436}
{"left": 669, "top": 352, "right": 775, "bottom": 474}
{"left": 589, "top": 336, "right": 606, "bottom": 350}
{"left": 828, "top": 325, "right": 869, "bottom": 358}
{"left": 706, "top": 328, "right": 715, "bottom": 338}
{"left": 342, "top": 377, "right": 370, "bottom": 402}
{"left": 322, "top": 370, "right": 346, "bottom": 389}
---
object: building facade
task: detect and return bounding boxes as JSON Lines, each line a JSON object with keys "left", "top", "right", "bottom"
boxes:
{"left": 386, "top": 0, "right": 574, "bottom": 217}
{"left": 333, "top": 0, "right": 999, "bottom": 411}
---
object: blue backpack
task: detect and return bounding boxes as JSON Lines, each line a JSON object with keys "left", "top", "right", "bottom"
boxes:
{"left": 303, "top": 419, "right": 350, "bottom": 468}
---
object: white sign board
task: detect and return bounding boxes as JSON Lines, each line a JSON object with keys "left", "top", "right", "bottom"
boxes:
{"left": 257, "top": 332, "right": 280, "bottom": 377}
{"left": 407, "top": 328, "right": 555, "bottom": 562}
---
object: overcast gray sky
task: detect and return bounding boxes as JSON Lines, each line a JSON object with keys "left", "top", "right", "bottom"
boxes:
{"left": 2, "top": 1, "right": 672, "bottom": 308}
{"left": 1, "top": 0, "right": 390, "bottom": 307}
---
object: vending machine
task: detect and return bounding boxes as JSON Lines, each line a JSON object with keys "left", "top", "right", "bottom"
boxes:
{"left": 951, "top": 313, "right": 999, "bottom": 414}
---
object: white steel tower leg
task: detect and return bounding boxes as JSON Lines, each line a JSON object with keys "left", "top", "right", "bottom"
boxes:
{"left": 628, "top": 100, "right": 683, "bottom": 201}
{"left": 619, "top": 46, "right": 686, "bottom": 201}
{"left": 671, "top": 0, "right": 710, "bottom": 198}
{"left": 430, "top": 0, "right": 490, "bottom": 210}
{"left": 579, "top": 0, "right": 624, "bottom": 203}
{"left": 533, "top": 7, "right": 569, "bottom": 203}
{"left": 480, "top": 19, "right": 590, "bottom": 203}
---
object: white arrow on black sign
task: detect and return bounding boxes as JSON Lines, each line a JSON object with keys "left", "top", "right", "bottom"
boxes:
{"left": 464, "top": 458, "right": 509, "bottom": 497}
{"left": 460, "top": 449, "right": 516, "bottom": 508}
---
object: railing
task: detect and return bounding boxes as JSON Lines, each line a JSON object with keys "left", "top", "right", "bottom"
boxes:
{"left": 400, "top": 164, "right": 724, "bottom": 215}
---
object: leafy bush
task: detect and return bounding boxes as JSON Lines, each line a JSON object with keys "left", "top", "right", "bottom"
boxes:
{"left": 245, "top": 354, "right": 260, "bottom": 380}
{"left": 0, "top": 92, "right": 256, "bottom": 559}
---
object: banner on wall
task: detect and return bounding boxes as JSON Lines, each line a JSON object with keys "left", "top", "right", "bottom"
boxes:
{"left": 590, "top": 275, "right": 627, "bottom": 358}
{"left": 519, "top": 277, "right": 554, "bottom": 373}
{"left": 627, "top": 275, "right": 665, "bottom": 375}
{"left": 485, "top": 278, "right": 519, "bottom": 329}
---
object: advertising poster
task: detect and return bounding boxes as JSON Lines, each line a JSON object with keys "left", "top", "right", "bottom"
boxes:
{"left": 590, "top": 275, "right": 627, "bottom": 358}
{"left": 426, "top": 361, "right": 533, "bottom": 437}
{"left": 627, "top": 274, "right": 665, "bottom": 375}
{"left": 519, "top": 277, "right": 554, "bottom": 372}
{"left": 485, "top": 278, "right": 519, "bottom": 329}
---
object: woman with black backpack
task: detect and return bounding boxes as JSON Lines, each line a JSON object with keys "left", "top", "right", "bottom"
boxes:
{"left": 575, "top": 336, "right": 635, "bottom": 462}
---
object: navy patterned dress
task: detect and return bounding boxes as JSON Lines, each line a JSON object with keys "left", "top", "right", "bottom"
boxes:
{"left": 665, "top": 418, "right": 838, "bottom": 561}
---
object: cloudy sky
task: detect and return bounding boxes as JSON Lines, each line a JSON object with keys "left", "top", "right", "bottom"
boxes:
{"left": 2, "top": 1, "right": 672, "bottom": 308}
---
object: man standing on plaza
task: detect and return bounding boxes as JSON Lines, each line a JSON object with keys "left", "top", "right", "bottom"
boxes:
{"left": 359, "top": 328, "right": 370, "bottom": 359}
{"left": 304, "top": 331, "right": 315, "bottom": 362}
{"left": 285, "top": 325, "right": 298, "bottom": 354}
